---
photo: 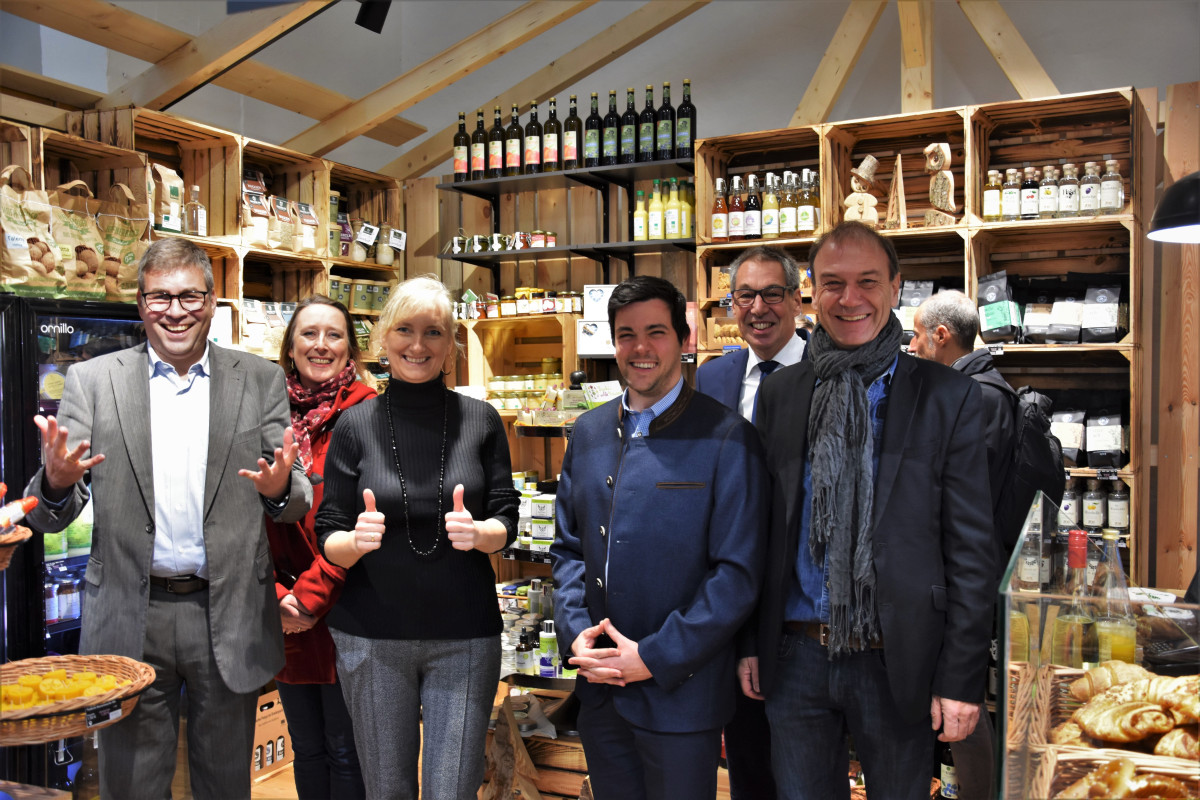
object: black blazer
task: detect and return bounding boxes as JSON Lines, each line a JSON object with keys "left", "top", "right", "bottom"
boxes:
{"left": 752, "top": 352, "right": 996, "bottom": 722}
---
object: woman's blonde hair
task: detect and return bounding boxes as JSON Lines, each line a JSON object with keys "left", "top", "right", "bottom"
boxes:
{"left": 374, "top": 274, "right": 462, "bottom": 364}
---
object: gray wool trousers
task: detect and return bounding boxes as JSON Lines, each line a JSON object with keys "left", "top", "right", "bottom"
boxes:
{"left": 330, "top": 630, "right": 500, "bottom": 800}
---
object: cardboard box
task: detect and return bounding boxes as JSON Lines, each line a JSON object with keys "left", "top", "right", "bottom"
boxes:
{"left": 576, "top": 319, "right": 614, "bottom": 357}
{"left": 581, "top": 285, "right": 616, "bottom": 321}
{"left": 251, "top": 689, "right": 293, "bottom": 780}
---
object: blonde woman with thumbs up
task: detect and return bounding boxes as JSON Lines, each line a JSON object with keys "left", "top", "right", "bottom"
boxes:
{"left": 317, "top": 276, "right": 520, "bottom": 800}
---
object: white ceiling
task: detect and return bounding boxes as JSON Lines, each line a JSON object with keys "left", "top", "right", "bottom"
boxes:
{"left": 3, "top": 0, "right": 1199, "bottom": 177}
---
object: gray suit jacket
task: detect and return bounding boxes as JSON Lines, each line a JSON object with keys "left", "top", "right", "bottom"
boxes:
{"left": 25, "top": 342, "right": 311, "bottom": 693}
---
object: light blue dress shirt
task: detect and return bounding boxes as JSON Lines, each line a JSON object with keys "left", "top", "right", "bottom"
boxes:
{"left": 147, "top": 344, "right": 211, "bottom": 578}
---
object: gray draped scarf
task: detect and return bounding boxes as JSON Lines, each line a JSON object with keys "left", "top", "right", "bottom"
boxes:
{"left": 806, "top": 313, "right": 902, "bottom": 655}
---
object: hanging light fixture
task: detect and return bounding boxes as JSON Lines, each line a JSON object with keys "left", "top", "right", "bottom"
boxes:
{"left": 1148, "top": 170, "right": 1200, "bottom": 243}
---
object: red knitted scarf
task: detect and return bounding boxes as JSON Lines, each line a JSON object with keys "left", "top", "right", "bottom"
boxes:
{"left": 287, "top": 360, "right": 357, "bottom": 471}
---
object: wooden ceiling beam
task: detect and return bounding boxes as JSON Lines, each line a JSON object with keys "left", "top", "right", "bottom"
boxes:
{"left": 284, "top": 0, "right": 600, "bottom": 157}
{"left": 0, "top": 0, "right": 424, "bottom": 146}
{"left": 0, "top": 64, "right": 104, "bottom": 109}
{"left": 790, "top": 0, "right": 888, "bottom": 127}
{"left": 384, "top": 0, "right": 711, "bottom": 180}
{"left": 96, "top": 1, "right": 337, "bottom": 111}
{"left": 956, "top": 0, "right": 1058, "bottom": 99}
{"left": 898, "top": 0, "right": 933, "bottom": 112}
{"left": 0, "top": 93, "right": 70, "bottom": 130}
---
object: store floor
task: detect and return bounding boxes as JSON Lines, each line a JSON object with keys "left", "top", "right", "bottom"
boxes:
{"left": 170, "top": 717, "right": 734, "bottom": 799}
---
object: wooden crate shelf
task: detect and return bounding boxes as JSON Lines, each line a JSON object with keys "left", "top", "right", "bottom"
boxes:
{"left": 693, "top": 87, "right": 1156, "bottom": 583}
{"left": 0, "top": 120, "right": 34, "bottom": 175}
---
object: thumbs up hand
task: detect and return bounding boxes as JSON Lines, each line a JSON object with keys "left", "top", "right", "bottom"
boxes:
{"left": 354, "top": 488, "right": 386, "bottom": 555}
{"left": 445, "top": 484, "right": 480, "bottom": 551}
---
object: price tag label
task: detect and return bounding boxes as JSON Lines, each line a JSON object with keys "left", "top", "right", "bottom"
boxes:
{"left": 86, "top": 699, "right": 123, "bottom": 728}
{"left": 388, "top": 229, "right": 407, "bottom": 251}
{"left": 356, "top": 223, "right": 380, "bottom": 246}
{"left": 1096, "top": 468, "right": 1119, "bottom": 481}
{"left": 502, "top": 549, "right": 516, "bottom": 560}
{"left": 680, "top": 353, "right": 697, "bottom": 364}
{"left": 987, "top": 344, "right": 1005, "bottom": 356}
{"left": 718, "top": 296, "right": 732, "bottom": 308}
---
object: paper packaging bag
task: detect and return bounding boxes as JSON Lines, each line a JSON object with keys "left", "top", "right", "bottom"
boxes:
{"left": 49, "top": 180, "right": 106, "bottom": 300}
{"left": 151, "top": 164, "right": 184, "bottom": 233}
{"left": 1, "top": 165, "right": 64, "bottom": 297}
{"left": 292, "top": 201, "right": 319, "bottom": 255}
{"left": 96, "top": 183, "right": 150, "bottom": 302}
{"left": 241, "top": 191, "right": 271, "bottom": 248}
{"left": 268, "top": 196, "right": 293, "bottom": 250}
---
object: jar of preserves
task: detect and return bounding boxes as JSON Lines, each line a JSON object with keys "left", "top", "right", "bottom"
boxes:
{"left": 542, "top": 292, "right": 557, "bottom": 314}
{"left": 375, "top": 224, "right": 395, "bottom": 266}
{"left": 529, "top": 290, "right": 546, "bottom": 315}
{"left": 530, "top": 230, "right": 547, "bottom": 248}
{"left": 57, "top": 576, "right": 80, "bottom": 622}
{"left": 44, "top": 579, "right": 59, "bottom": 625}
{"left": 500, "top": 296, "right": 518, "bottom": 317}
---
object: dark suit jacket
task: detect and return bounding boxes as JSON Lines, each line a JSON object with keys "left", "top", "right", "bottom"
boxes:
{"left": 26, "top": 343, "right": 312, "bottom": 693}
{"left": 694, "top": 347, "right": 750, "bottom": 410}
{"left": 752, "top": 353, "right": 996, "bottom": 722}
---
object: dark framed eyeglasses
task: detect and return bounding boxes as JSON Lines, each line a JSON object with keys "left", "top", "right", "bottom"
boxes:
{"left": 731, "top": 285, "right": 795, "bottom": 307}
{"left": 140, "top": 290, "right": 209, "bottom": 312}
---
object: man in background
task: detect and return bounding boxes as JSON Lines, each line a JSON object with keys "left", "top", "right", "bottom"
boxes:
{"left": 26, "top": 238, "right": 310, "bottom": 800}
{"left": 909, "top": 288, "right": 1018, "bottom": 799}
{"left": 694, "top": 244, "right": 808, "bottom": 799}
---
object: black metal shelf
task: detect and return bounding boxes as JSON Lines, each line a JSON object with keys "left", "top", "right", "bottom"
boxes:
{"left": 437, "top": 158, "right": 695, "bottom": 199}
{"left": 437, "top": 238, "right": 695, "bottom": 270}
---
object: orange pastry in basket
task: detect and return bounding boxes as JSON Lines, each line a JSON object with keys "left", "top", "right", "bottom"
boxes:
{"left": 1072, "top": 700, "right": 1175, "bottom": 743}
{"left": 1069, "top": 661, "right": 1154, "bottom": 701}
{"left": 1054, "top": 757, "right": 1193, "bottom": 799}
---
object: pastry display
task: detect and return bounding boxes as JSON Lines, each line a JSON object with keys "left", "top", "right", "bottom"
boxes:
{"left": 1054, "top": 757, "right": 1192, "bottom": 798}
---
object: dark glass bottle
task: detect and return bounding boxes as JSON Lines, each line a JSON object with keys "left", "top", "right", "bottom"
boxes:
{"left": 638, "top": 85, "right": 656, "bottom": 162}
{"left": 487, "top": 106, "right": 505, "bottom": 179}
{"left": 584, "top": 92, "right": 602, "bottom": 168}
{"left": 563, "top": 95, "right": 583, "bottom": 170}
{"left": 523, "top": 100, "right": 542, "bottom": 174}
{"left": 469, "top": 109, "right": 487, "bottom": 181}
{"left": 656, "top": 81, "right": 675, "bottom": 161}
{"left": 452, "top": 111, "right": 469, "bottom": 182}
{"left": 542, "top": 97, "right": 562, "bottom": 172}
{"left": 601, "top": 90, "right": 620, "bottom": 166}
{"left": 619, "top": 87, "right": 638, "bottom": 164}
{"left": 504, "top": 104, "right": 523, "bottom": 177}
{"left": 675, "top": 78, "right": 696, "bottom": 159}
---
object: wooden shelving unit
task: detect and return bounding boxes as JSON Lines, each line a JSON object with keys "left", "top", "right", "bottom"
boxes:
{"left": 692, "top": 87, "right": 1156, "bottom": 582}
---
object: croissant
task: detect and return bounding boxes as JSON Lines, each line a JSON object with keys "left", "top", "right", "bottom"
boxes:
{"left": 1152, "top": 725, "right": 1200, "bottom": 759}
{"left": 1050, "top": 721, "right": 1090, "bottom": 747}
{"left": 1054, "top": 757, "right": 1193, "bottom": 799}
{"left": 1070, "top": 661, "right": 1154, "bottom": 701}
{"left": 1101, "top": 676, "right": 1200, "bottom": 723}
{"left": 1072, "top": 700, "right": 1175, "bottom": 743}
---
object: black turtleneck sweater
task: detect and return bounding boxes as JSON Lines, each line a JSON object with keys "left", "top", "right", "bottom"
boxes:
{"left": 316, "top": 378, "right": 519, "bottom": 640}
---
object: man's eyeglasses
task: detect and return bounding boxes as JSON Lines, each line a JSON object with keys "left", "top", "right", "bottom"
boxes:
{"left": 140, "top": 291, "right": 209, "bottom": 312}
{"left": 731, "top": 285, "right": 795, "bottom": 307}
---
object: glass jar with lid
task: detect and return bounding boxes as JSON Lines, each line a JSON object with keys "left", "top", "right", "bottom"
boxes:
{"left": 500, "top": 296, "right": 518, "bottom": 317}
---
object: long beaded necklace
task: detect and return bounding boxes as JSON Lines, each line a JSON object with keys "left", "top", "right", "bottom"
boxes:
{"left": 385, "top": 381, "right": 449, "bottom": 557}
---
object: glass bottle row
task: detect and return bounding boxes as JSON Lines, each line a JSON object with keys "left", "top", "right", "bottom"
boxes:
{"left": 632, "top": 177, "right": 695, "bottom": 241}
{"left": 711, "top": 169, "right": 820, "bottom": 243}
{"left": 452, "top": 80, "right": 697, "bottom": 182}
{"left": 982, "top": 160, "right": 1123, "bottom": 222}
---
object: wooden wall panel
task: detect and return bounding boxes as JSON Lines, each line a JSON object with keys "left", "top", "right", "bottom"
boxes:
{"left": 1153, "top": 81, "right": 1200, "bottom": 590}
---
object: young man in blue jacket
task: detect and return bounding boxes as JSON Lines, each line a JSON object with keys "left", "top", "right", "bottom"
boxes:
{"left": 552, "top": 275, "right": 768, "bottom": 800}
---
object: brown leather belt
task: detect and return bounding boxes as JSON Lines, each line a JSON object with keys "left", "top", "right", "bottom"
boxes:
{"left": 149, "top": 575, "right": 209, "bottom": 595}
{"left": 785, "top": 621, "right": 884, "bottom": 649}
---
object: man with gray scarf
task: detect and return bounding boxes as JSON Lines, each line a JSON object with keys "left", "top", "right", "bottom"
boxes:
{"left": 743, "top": 221, "right": 996, "bottom": 799}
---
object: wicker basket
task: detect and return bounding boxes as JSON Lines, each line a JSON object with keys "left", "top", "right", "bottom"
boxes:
{"left": 0, "top": 525, "right": 32, "bottom": 571}
{"left": 1032, "top": 664, "right": 1086, "bottom": 745}
{"left": 1, "top": 654, "right": 155, "bottom": 746}
{"left": 1033, "top": 745, "right": 1200, "bottom": 799}
{"left": 1007, "top": 661, "right": 1034, "bottom": 746}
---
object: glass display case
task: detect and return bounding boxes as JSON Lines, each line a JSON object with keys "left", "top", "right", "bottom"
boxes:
{"left": 998, "top": 491, "right": 1199, "bottom": 799}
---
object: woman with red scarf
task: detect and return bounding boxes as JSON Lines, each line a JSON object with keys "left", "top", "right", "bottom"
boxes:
{"left": 267, "top": 295, "right": 375, "bottom": 800}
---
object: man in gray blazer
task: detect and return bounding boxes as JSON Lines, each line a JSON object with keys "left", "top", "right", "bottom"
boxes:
{"left": 25, "top": 238, "right": 311, "bottom": 800}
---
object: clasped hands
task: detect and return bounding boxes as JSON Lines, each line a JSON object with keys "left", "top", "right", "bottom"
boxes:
{"left": 351, "top": 485, "right": 490, "bottom": 555}
{"left": 569, "top": 617, "right": 651, "bottom": 686}
{"left": 279, "top": 593, "right": 316, "bottom": 634}
{"left": 34, "top": 414, "right": 298, "bottom": 501}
